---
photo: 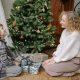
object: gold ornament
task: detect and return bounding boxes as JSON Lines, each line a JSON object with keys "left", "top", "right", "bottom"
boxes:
{"left": 39, "top": 16, "right": 44, "bottom": 20}
{"left": 36, "top": 29, "right": 40, "bottom": 33}
{"left": 47, "top": 22, "right": 52, "bottom": 27}
{"left": 47, "top": 23, "right": 52, "bottom": 30}
{"left": 16, "top": 6, "right": 20, "bottom": 10}
{"left": 13, "top": 21, "right": 16, "bottom": 27}
{"left": 14, "top": 27, "right": 19, "bottom": 31}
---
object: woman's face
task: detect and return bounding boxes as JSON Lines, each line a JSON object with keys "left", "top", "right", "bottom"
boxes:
{"left": 60, "top": 15, "right": 68, "bottom": 28}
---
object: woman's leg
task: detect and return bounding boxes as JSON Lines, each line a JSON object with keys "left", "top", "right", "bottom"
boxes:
{"left": 42, "top": 57, "right": 55, "bottom": 69}
{"left": 42, "top": 58, "right": 80, "bottom": 76}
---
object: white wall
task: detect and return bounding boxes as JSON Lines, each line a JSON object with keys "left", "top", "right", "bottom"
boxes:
{"left": 1, "top": 0, "right": 80, "bottom": 19}
{"left": 1, "top": 0, "right": 15, "bottom": 19}
{"left": 74, "top": 0, "right": 80, "bottom": 11}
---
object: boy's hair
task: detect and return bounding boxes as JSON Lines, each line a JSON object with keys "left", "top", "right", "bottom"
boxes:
{"left": 59, "top": 11, "right": 80, "bottom": 31}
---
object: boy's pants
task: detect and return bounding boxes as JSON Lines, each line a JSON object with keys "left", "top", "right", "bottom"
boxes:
{"left": 0, "top": 66, "right": 22, "bottom": 80}
{"left": 6, "top": 66, "right": 22, "bottom": 77}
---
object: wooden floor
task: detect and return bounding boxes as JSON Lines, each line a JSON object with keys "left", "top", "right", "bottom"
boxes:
{"left": 6, "top": 49, "right": 80, "bottom": 80}
{"left": 6, "top": 70, "right": 80, "bottom": 80}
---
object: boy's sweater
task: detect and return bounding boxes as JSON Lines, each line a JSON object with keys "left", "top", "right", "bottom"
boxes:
{"left": 0, "top": 40, "right": 7, "bottom": 78}
{"left": 0, "top": 40, "right": 14, "bottom": 78}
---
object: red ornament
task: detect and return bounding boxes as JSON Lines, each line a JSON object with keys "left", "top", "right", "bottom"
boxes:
{"left": 19, "top": 35, "right": 24, "bottom": 40}
{"left": 36, "top": 29, "right": 40, "bottom": 33}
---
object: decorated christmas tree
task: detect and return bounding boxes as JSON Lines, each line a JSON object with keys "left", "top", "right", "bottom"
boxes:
{"left": 7, "top": 0, "right": 56, "bottom": 53}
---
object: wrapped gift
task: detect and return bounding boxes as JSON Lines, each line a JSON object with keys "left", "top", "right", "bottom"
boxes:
{"left": 29, "top": 66, "right": 38, "bottom": 74}
{"left": 21, "top": 56, "right": 41, "bottom": 74}
{"left": 22, "top": 66, "right": 28, "bottom": 72}
{"left": 29, "top": 62, "right": 41, "bottom": 74}
{"left": 22, "top": 62, "right": 41, "bottom": 74}
{"left": 16, "top": 53, "right": 48, "bottom": 74}
{"left": 21, "top": 56, "right": 33, "bottom": 73}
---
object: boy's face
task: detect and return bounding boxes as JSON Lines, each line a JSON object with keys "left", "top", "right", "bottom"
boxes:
{"left": 0, "top": 26, "right": 6, "bottom": 39}
{"left": 60, "top": 15, "right": 68, "bottom": 28}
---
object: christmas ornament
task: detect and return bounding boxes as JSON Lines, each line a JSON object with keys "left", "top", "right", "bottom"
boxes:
{"left": 14, "top": 27, "right": 19, "bottom": 31}
{"left": 42, "top": 7, "right": 45, "bottom": 12}
{"left": 19, "top": 35, "right": 24, "bottom": 40}
{"left": 16, "top": 6, "right": 20, "bottom": 10}
{"left": 12, "top": 21, "right": 16, "bottom": 27}
{"left": 47, "top": 23, "right": 52, "bottom": 30}
{"left": 39, "top": 16, "right": 44, "bottom": 21}
{"left": 36, "top": 29, "right": 40, "bottom": 33}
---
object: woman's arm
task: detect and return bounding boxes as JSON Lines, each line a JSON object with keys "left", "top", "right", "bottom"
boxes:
{"left": 53, "top": 32, "right": 80, "bottom": 62}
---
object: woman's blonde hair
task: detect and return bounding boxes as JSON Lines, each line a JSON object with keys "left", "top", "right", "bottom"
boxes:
{"left": 59, "top": 11, "right": 80, "bottom": 31}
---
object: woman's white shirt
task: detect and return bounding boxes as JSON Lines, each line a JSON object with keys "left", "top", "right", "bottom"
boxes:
{"left": 53, "top": 29, "right": 80, "bottom": 62}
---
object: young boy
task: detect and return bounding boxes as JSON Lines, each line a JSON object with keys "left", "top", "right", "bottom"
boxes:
{"left": 0, "top": 24, "right": 21, "bottom": 79}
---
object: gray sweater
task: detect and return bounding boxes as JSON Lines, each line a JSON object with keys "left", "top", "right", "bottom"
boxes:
{"left": 0, "top": 40, "right": 14, "bottom": 78}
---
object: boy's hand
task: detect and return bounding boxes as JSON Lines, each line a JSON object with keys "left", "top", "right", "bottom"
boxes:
{"left": 14, "top": 60, "right": 20, "bottom": 66}
{"left": 0, "top": 28, "right": 6, "bottom": 39}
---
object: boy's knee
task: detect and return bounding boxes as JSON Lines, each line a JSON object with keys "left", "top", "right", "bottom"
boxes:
{"left": 6, "top": 66, "right": 22, "bottom": 77}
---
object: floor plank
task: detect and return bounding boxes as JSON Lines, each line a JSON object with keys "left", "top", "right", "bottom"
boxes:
{"left": 6, "top": 70, "right": 80, "bottom": 80}
{"left": 6, "top": 49, "right": 80, "bottom": 80}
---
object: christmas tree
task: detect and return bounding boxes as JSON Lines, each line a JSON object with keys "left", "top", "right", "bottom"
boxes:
{"left": 7, "top": 0, "right": 56, "bottom": 53}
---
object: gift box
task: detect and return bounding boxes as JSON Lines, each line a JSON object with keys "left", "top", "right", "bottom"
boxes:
{"left": 29, "top": 62, "right": 41, "bottom": 74}
{"left": 17, "top": 53, "right": 44, "bottom": 74}
{"left": 22, "top": 66, "right": 28, "bottom": 72}
{"left": 21, "top": 62, "right": 41, "bottom": 74}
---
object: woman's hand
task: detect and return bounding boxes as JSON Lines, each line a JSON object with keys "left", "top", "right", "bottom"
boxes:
{"left": 42, "top": 57, "right": 55, "bottom": 67}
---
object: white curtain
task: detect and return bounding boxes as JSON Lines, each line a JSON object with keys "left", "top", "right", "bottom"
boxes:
{"left": 74, "top": 0, "right": 80, "bottom": 12}
{"left": 0, "top": 0, "right": 13, "bottom": 47}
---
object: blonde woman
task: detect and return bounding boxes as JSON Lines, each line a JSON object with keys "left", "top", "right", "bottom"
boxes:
{"left": 42, "top": 11, "right": 80, "bottom": 76}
